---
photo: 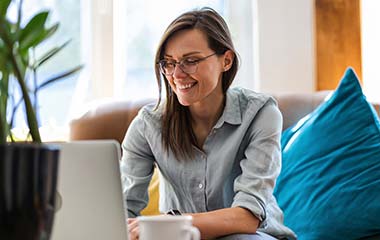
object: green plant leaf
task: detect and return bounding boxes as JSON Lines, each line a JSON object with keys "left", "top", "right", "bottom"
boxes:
{"left": 0, "top": 0, "right": 11, "bottom": 17}
{"left": 4, "top": 26, "right": 41, "bottom": 142}
{"left": 34, "top": 37, "right": 67, "bottom": 69}
{"left": 0, "top": 110, "right": 7, "bottom": 143}
{"left": 0, "top": 69, "right": 9, "bottom": 99}
{"left": 13, "top": 53, "right": 27, "bottom": 80}
{"left": 0, "top": 72, "right": 9, "bottom": 143}
{"left": 20, "top": 11, "right": 49, "bottom": 39}
{"left": 4, "top": 20, "right": 19, "bottom": 46}
{"left": 16, "top": 0, "right": 23, "bottom": 32}
{"left": 19, "top": 11, "right": 49, "bottom": 50}
{"left": 21, "top": 23, "right": 59, "bottom": 52}
{"left": 37, "top": 65, "right": 83, "bottom": 90}
{"left": 0, "top": 40, "right": 6, "bottom": 69}
{"left": 43, "top": 23, "right": 59, "bottom": 41}
{"left": 15, "top": 73, "right": 41, "bottom": 142}
{"left": 20, "top": 48, "right": 29, "bottom": 68}
{"left": 0, "top": 18, "right": 13, "bottom": 49}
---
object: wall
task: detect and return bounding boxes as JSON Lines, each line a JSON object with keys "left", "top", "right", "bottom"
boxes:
{"left": 253, "top": 0, "right": 315, "bottom": 94}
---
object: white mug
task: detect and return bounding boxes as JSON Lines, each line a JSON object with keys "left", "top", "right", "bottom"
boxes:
{"left": 137, "top": 215, "right": 200, "bottom": 240}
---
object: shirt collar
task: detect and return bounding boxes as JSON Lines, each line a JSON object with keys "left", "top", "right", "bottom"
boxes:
{"left": 214, "top": 88, "right": 242, "bottom": 128}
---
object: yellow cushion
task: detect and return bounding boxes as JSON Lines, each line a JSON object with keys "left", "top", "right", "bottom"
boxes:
{"left": 140, "top": 167, "right": 160, "bottom": 215}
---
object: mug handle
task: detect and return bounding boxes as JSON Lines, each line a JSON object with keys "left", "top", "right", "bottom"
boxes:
{"left": 182, "top": 226, "right": 200, "bottom": 240}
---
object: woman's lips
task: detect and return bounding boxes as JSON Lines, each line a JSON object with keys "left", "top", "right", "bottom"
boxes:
{"left": 174, "top": 81, "right": 197, "bottom": 91}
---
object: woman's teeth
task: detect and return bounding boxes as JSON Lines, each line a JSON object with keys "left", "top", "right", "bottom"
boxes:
{"left": 177, "top": 83, "right": 195, "bottom": 90}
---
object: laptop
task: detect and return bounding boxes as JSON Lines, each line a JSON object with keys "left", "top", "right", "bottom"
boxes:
{"left": 51, "top": 140, "right": 129, "bottom": 240}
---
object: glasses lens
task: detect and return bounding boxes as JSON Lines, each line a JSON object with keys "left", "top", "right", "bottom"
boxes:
{"left": 159, "top": 61, "right": 174, "bottom": 75}
{"left": 159, "top": 59, "right": 198, "bottom": 75}
{"left": 181, "top": 60, "right": 197, "bottom": 74}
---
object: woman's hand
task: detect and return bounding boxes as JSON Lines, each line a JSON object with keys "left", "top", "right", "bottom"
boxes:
{"left": 128, "top": 218, "right": 139, "bottom": 240}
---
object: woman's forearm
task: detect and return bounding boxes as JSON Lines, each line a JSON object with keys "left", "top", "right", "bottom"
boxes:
{"left": 188, "top": 207, "right": 260, "bottom": 239}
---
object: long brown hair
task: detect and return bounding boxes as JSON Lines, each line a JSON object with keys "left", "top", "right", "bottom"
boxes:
{"left": 154, "top": 7, "right": 239, "bottom": 160}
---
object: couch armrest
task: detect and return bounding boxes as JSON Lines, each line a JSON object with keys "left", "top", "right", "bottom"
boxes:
{"left": 69, "top": 99, "right": 154, "bottom": 143}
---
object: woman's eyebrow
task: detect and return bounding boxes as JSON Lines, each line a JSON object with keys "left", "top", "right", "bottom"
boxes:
{"left": 164, "top": 51, "right": 202, "bottom": 59}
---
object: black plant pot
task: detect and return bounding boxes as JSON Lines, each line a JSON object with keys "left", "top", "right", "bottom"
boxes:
{"left": 0, "top": 143, "right": 60, "bottom": 240}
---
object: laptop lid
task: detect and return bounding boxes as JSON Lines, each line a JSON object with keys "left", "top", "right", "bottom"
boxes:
{"left": 51, "top": 140, "right": 128, "bottom": 240}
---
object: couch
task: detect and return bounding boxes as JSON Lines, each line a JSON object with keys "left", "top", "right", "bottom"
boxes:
{"left": 70, "top": 91, "right": 359, "bottom": 142}
{"left": 69, "top": 91, "right": 380, "bottom": 239}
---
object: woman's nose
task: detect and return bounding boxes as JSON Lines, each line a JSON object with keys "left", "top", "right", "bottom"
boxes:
{"left": 172, "top": 64, "right": 187, "bottom": 79}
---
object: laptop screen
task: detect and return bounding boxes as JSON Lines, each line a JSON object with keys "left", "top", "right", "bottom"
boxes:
{"left": 51, "top": 140, "right": 128, "bottom": 240}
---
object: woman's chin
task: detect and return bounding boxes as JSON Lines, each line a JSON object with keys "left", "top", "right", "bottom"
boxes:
{"left": 177, "top": 97, "right": 192, "bottom": 106}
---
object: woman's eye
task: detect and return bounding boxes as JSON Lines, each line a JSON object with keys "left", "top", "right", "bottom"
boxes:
{"left": 165, "top": 62, "right": 175, "bottom": 68}
{"left": 183, "top": 59, "right": 198, "bottom": 65}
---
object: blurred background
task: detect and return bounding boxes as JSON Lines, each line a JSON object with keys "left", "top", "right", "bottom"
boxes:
{"left": 6, "top": 0, "right": 379, "bottom": 140}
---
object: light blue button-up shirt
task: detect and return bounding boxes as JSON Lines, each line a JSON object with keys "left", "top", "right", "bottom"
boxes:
{"left": 121, "top": 87, "right": 296, "bottom": 239}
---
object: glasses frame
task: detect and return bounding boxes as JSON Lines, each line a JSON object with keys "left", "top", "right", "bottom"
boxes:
{"left": 158, "top": 52, "right": 217, "bottom": 76}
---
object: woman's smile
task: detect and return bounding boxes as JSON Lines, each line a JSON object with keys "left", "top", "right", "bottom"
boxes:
{"left": 174, "top": 80, "right": 198, "bottom": 92}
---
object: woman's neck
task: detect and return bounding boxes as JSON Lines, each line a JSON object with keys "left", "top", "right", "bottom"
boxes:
{"left": 189, "top": 92, "right": 225, "bottom": 136}
{"left": 189, "top": 94, "right": 225, "bottom": 149}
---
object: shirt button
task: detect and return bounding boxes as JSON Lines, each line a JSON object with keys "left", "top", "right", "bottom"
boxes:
{"left": 198, "top": 183, "right": 203, "bottom": 189}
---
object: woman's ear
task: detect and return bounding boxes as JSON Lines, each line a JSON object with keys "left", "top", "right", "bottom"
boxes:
{"left": 223, "top": 50, "right": 234, "bottom": 72}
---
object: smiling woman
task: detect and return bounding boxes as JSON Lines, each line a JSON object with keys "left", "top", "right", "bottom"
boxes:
{"left": 161, "top": 29, "right": 228, "bottom": 108}
{"left": 9, "top": 0, "right": 254, "bottom": 141}
{"left": 121, "top": 7, "right": 296, "bottom": 240}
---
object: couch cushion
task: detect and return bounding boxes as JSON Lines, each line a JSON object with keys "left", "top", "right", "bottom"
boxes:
{"left": 274, "top": 68, "right": 380, "bottom": 239}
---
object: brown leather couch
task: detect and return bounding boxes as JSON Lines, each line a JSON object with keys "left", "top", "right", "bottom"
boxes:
{"left": 69, "top": 91, "right": 349, "bottom": 141}
{"left": 69, "top": 92, "right": 380, "bottom": 236}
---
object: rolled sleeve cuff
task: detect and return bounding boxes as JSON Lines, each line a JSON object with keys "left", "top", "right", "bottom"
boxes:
{"left": 232, "top": 192, "right": 267, "bottom": 228}
{"left": 122, "top": 169, "right": 153, "bottom": 218}
{"left": 127, "top": 209, "right": 139, "bottom": 218}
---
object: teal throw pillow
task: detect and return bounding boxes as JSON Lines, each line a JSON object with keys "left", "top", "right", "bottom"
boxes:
{"left": 274, "top": 68, "right": 380, "bottom": 240}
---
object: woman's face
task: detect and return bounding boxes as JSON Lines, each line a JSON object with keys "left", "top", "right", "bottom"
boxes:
{"left": 163, "top": 29, "right": 230, "bottom": 107}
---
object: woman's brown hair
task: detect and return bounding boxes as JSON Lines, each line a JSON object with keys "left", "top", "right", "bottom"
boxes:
{"left": 154, "top": 7, "right": 239, "bottom": 160}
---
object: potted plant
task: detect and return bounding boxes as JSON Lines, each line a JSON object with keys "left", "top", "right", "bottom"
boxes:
{"left": 0, "top": 0, "right": 82, "bottom": 239}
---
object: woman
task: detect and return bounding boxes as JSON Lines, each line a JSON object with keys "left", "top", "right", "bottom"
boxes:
{"left": 121, "top": 7, "right": 296, "bottom": 240}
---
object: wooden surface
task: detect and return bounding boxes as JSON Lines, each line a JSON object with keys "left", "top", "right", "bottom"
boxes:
{"left": 315, "top": 0, "right": 362, "bottom": 90}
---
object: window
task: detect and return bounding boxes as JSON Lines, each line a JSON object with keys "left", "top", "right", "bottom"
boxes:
{"left": 78, "top": 0, "right": 254, "bottom": 108}
{"left": 361, "top": 0, "right": 380, "bottom": 103}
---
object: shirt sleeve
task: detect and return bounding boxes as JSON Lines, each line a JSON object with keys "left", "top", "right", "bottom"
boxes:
{"left": 120, "top": 109, "right": 155, "bottom": 218}
{"left": 231, "top": 100, "right": 282, "bottom": 228}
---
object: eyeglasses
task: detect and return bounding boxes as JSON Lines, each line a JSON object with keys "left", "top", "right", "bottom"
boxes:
{"left": 158, "top": 53, "right": 216, "bottom": 76}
